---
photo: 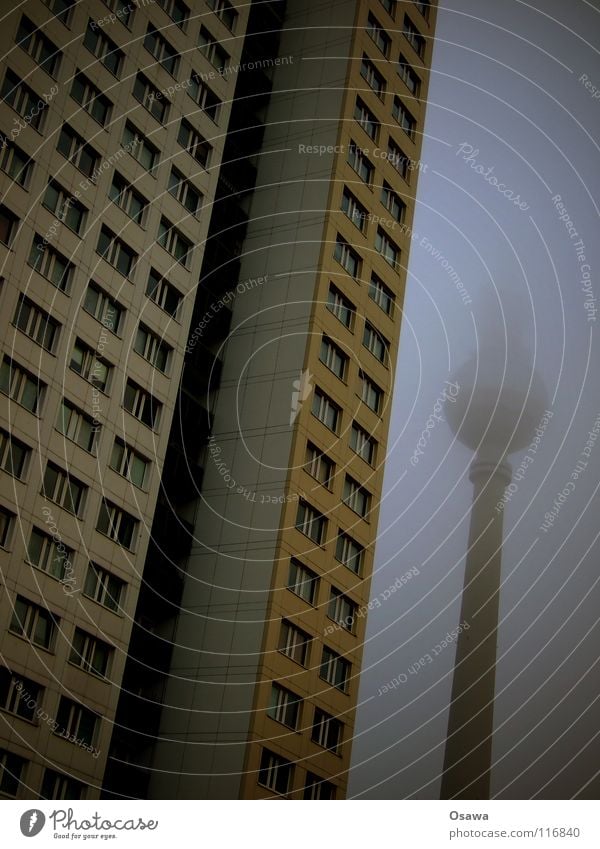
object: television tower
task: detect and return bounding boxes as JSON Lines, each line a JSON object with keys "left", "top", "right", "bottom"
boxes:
{"left": 441, "top": 342, "right": 547, "bottom": 799}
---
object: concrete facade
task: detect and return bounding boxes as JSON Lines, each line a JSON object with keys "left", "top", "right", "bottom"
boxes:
{"left": 0, "top": 0, "right": 249, "bottom": 799}
{"left": 0, "top": 0, "right": 436, "bottom": 801}
{"left": 149, "top": 0, "right": 437, "bottom": 800}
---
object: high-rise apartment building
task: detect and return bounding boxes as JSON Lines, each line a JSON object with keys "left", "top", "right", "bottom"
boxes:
{"left": 0, "top": 0, "right": 436, "bottom": 801}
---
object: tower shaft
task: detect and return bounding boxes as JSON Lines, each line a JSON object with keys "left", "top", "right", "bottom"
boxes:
{"left": 441, "top": 459, "right": 511, "bottom": 799}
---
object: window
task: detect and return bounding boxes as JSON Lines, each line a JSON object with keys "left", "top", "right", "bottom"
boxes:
{"left": 375, "top": 227, "right": 400, "bottom": 270}
{"left": 1, "top": 69, "right": 46, "bottom": 132}
{"left": 45, "top": 0, "right": 76, "bottom": 26}
{"left": 347, "top": 142, "right": 374, "bottom": 185}
{"left": 55, "top": 697, "right": 99, "bottom": 747}
{"left": 133, "top": 72, "right": 168, "bottom": 123}
{"left": 97, "top": 225, "right": 137, "bottom": 278}
{"left": 28, "top": 235, "right": 73, "bottom": 293}
{"left": 360, "top": 370, "right": 384, "bottom": 414}
{"left": 320, "top": 336, "right": 348, "bottom": 381}
{"left": 135, "top": 323, "right": 172, "bottom": 373}
{"left": 198, "top": 25, "right": 229, "bottom": 73}
{"left": 381, "top": 181, "right": 406, "bottom": 224}
{"left": 398, "top": 55, "right": 421, "bottom": 96}
{"left": 110, "top": 438, "right": 150, "bottom": 488}
{"left": 334, "top": 235, "right": 361, "bottom": 278}
{"left": 312, "top": 708, "right": 343, "bottom": 753}
{"left": 84, "top": 562, "right": 125, "bottom": 612}
{"left": 157, "top": 0, "right": 189, "bottom": 29}
{"left": 178, "top": 118, "right": 212, "bottom": 168}
{"left": 351, "top": 421, "right": 377, "bottom": 465}
{"left": 312, "top": 387, "right": 341, "bottom": 433}
{"left": 370, "top": 273, "right": 395, "bottom": 317}
{"left": 69, "top": 338, "right": 112, "bottom": 393}
{"left": 109, "top": 173, "right": 148, "bottom": 225}
{"left": 41, "top": 462, "right": 87, "bottom": 517}
{"left": 295, "top": 500, "right": 327, "bottom": 545}
{"left": 0, "top": 669, "right": 43, "bottom": 722}
{"left": 328, "top": 588, "right": 358, "bottom": 633}
{"left": 303, "top": 772, "right": 336, "bottom": 800}
{"left": 57, "top": 124, "right": 99, "bottom": 179}
{"left": 387, "top": 138, "right": 410, "bottom": 180}
{"left": 12, "top": 295, "right": 59, "bottom": 353}
{"left": 363, "top": 322, "right": 389, "bottom": 364}
{"left": 123, "top": 379, "right": 162, "bottom": 429}
{"left": 258, "top": 748, "right": 293, "bottom": 795}
{"left": 0, "top": 205, "right": 18, "bottom": 247}
{"left": 83, "top": 18, "right": 124, "bottom": 76}
{"left": 56, "top": 399, "right": 98, "bottom": 453}
{"left": 40, "top": 768, "right": 86, "bottom": 800}
{"left": 17, "top": 15, "right": 62, "bottom": 77}
{"left": 354, "top": 97, "right": 379, "bottom": 142}
{"left": 27, "top": 527, "right": 73, "bottom": 580}
{"left": 327, "top": 284, "right": 355, "bottom": 329}
{"left": 278, "top": 620, "right": 311, "bottom": 666}
{"left": 287, "top": 558, "right": 319, "bottom": 605}
{"left": 10, "top": 596, "right": 58, "bottom": 650}
{"left": 0, "top": 747, "right": 27, "bottom": 797}
{"left": 144, "top": 25, "right": 180, "bottom": 76}
{"left": 366, "top": 12, "right": 390, "bottom": 57}
{"left": 415, "top": 2, "right": 430, "bottom": 22}
{"left": 96, "top": 499, "right": 138, "bottom": 549}
{"left": 403, "top": 14, "right": 426, "bottom": 58}
{"left": 0, "top": 138, "right": 33, "bottom": 187}
{"left": 0, "top": 428, "right": 30, "bottom": 480}
{"left": 341, "top": 187, "right": 368, "bottom": 232}
{"left": 104, "top": 0, "right": 134, "bottom": 26}
{"left": 83, "top": 282, "right": 125, "bottom": 334}
{"left": 146, "top": 268, "right": 182, "bottom": 318}
{"left": 0, "top": 356, "right": 46, "bottom": 415}
{"left": 343, "top": 475, "right": 371, "bottom": 518}
{"left": 122, "top": 122, "right": 159, "bottom": 174}
{"left": 158, "top": 217, "right": 193, "bottom": 267}
{"left": 360, "top": 55, "right": 386, "bottom": 98}
{"left": 69, "top": 628, "right": 112, "bottom": 678}
{"left": 393, "top": 96, "right": 416, "bottom": 139}
{"left": 0, "top": 505, "right": 15, "bottom": 549}
{"left": 268, "top": 684, "right": 301, "bottom": 729}
{"left": 168, "top": 168, "right": 203, "bottom": 216}
{"left": 71, "top": 70, "right": 112, "bottom": 126}
{"left": 379, "top": 0, "right": 397, "bottom": 16}
{"left": 208, "top": 0, "right": 238, "bottom": 31}
{"left": 43, "top": 181, "right": 87, "bottom": 236}
{"left": 320, "top": 646, "right": 351, "bottom": 692}
{"left": 188, "top": 73, "right": 221, "bottom": 122}
{"left": 305, "top": 442, "right": 335, "bottom": 490}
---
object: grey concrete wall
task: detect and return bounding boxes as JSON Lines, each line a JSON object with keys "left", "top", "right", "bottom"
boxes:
{"left": 149, "top": 0, "right": 358, "bottom": 799}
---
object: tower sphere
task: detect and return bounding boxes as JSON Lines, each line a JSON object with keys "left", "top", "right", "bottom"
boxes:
{"left": 446, "top": 343, "right": 548, "bottom": 457}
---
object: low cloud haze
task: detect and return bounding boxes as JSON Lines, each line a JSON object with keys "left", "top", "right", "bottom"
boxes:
{"left": 350, "top": 0, "right": 600, "bottom": 799}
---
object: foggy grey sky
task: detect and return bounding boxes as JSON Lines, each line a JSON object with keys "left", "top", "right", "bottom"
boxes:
{"left": 349, "top": 0, "right": 600, "bottom": 799}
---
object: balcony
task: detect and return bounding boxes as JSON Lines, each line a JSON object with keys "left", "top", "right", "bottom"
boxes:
{"left": 199, "top": 257, "right": 242, "bottom": 299}
{"left": 161, "top": 443, "right": 205, "bottom": 504}
{"left": 248, "top": 0, "right": 286, "bottom": 32}
{"left": 102, "top": 753, "right": 151, "bottom": 800}
{"left": 235, "top": 65, "right": 273, "bottom": 105}
{"left": 152, "top": 503, "right": 195, "bottom": 560}
{"left": 181, "top": 354, "right": 223, "bottom": 398}
{"left": 142, "top": 540, "right": 186, "bottom": 606}
{"left": 218, "top": 153, "right": 258, "bottom": 198}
